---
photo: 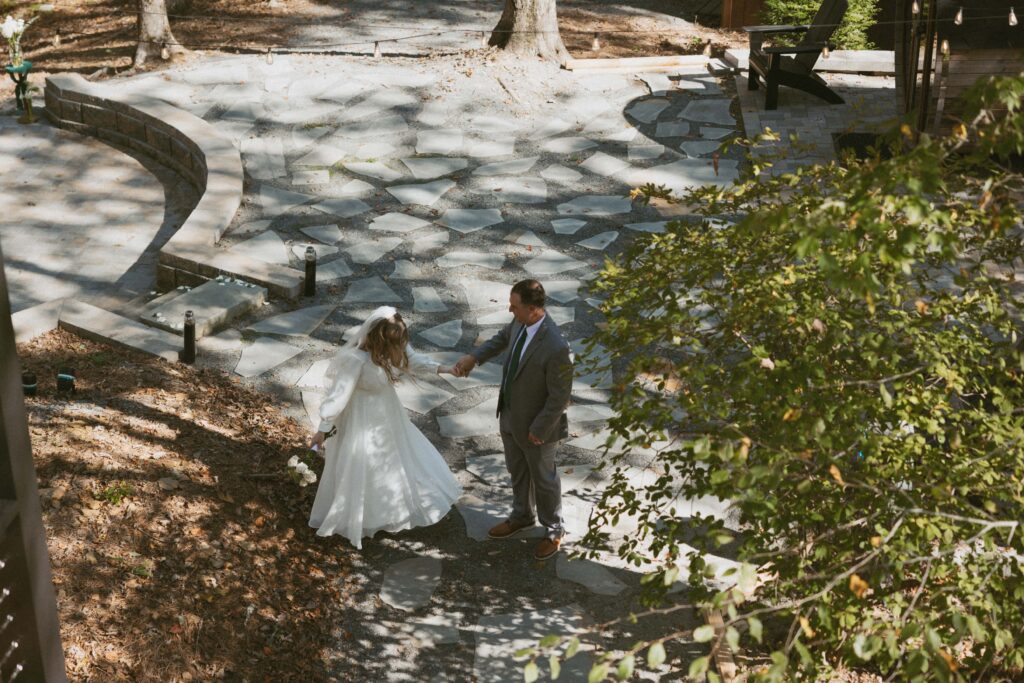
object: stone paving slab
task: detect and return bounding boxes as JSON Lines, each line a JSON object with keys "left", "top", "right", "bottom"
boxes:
{"left": 438, "top": 395, "right": 499, "bottom": 438}
{"left": 142, "top": 279, "right": 267, "bottom": 338}
{"left": 418, "top": 319, "right": 463, "bottom": 348}
{"left": 334, "top": 234, "right": 398, "bottom": 268}
{"left": 437, "top": 208, "right": 504, "bottom": 233}
{"left": 466, "top": 453, "right": 510, "bottom": 489}
{"left": 235, "top": 336, "right": 304, "bottom": 378}
{"left": 312, "top": 197, "right": 372, "bottom": 219}
{"left": 246, "top": 304, "right": 334, "bottom": 336}
{"left": 402, "top": 157, "right": 469, "bottom": 179}
{"left": 395, "top": 376, "right": 456, "bottom": 414}
{"left": 380, "top": 556, "right": 443, "bottom": 611}
{"left": 343, "top": 276, "right": 403, "bottom": 303}
{"left": 370, "top": 213, "right": 432, "bottom": 234}
{"left": 555, "top": 555, "right": 627, "bottom": 596}
{"left": 387, "top": 180, "right": 457, "bottom": 206}
{"left": 539, "top": 164, "right": 583, "bottom": 184}
{"left": 473, "top": 606, "right": 594, "bottom": 683}
{"left": 230, "top": 231, "right": 291, "bottom": 265}
{"left": 470, "top": 177, "right": 548, "bottom": 204}
{"left": 556, "top": 196, "right": 634, "bottom": 216}
{"left": 300, "top": 224, "right": 343, "bottom": 245}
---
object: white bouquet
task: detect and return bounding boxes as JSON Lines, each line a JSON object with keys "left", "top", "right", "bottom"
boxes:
{"left": 286, "top": 453, "right": 318, "bottom": 487}
{"left": 2, "top": 14, "right": 38, "bottom": 68}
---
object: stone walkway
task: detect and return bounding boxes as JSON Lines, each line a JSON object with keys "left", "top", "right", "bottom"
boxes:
{"left": 735, "top": 71, "right": 899, "bottom": 173}
{"left": 0, "top": 114, "right": 197, "bottom": 313}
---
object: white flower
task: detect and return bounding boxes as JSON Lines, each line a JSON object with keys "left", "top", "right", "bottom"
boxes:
{"left": 287, "top": 455, "right": 299, "bottom": 468}
{"left": 760, "top": 357, "right": 775, "bottom": 370}
{"left": 1, "top": 16, "right": 19, "bottom": 39}
{"left": 294, "top": 462, "right": 309, "bottom": 475}
{"left": 298, "top": 478, "right": 310, "bottom": 487}
{"left": 302, "top": 470, "right": 317, "bottom": 484}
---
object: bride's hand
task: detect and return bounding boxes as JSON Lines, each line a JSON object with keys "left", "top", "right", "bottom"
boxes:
{"left": 436, "top": 365, "right": 453, "bottom": 375}
{"left": 309, "top": 431, "right": 326, "bottom": 449}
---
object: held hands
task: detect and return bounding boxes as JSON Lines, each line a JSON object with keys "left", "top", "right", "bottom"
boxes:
{"left": 453, "top": 355, "right": 477, "bottom": 378}
{"left": 309, "top": 431, "right": 326, "bottom": 450}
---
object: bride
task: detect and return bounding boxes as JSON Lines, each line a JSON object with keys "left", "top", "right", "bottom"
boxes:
{"left": 308, "top": 306, "right": 462, "bottom": 548}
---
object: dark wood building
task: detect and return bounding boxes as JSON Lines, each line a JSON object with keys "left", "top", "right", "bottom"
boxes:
{"left": 896, "top": 0, "right": 1024, "bottom": 132}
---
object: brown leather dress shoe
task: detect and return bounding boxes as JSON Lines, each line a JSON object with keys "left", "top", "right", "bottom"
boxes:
{"left": 488, "top": 519, "right": 536, "bottom": 539}
{"left": 533, "top": 537, "right": 562, "bottom": 560}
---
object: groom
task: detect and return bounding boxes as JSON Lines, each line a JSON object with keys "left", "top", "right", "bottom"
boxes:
{"left": 455, "top": 279, "right": 573, "bottom": 560}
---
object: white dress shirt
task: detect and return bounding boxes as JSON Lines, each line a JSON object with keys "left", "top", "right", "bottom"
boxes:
{"left": 514, "top": 315, "right": 546, "bottom": 364}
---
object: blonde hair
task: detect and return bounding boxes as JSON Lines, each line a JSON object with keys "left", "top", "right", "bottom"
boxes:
{"left": 361, "top": 313, "right": 409, "bottom": 383}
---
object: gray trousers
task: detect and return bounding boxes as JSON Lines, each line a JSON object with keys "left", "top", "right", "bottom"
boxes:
{"left": 500, "top": 414, "right": 564, "bottom": 539}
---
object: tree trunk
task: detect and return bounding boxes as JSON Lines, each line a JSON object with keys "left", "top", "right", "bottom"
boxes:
{"left": 135, "top": 0, "right": 186, "bottom": 66}
{"left": 489, "top": 0, "right": 569, "bottom": 63}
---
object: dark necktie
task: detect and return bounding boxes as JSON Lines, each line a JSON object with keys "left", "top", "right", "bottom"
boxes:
{"left": 500, "top": 327, "right": 529, "bottom": 410}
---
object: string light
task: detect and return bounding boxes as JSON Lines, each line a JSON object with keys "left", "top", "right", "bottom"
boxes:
{"left": 1011, "top": 7, "right": 1019, "bottom": 25}
{"left": 265, "top": 48, "right": 273, "bottom": 64}
{"left": 160, "top": 45, "right": 170, "bottom": 60}
{"left": 912, "top": 0, "right": 920, "bottom": 14}
{"left": 954, "top": 7, "right": 963, "bottom": 24}
{"left": 480, "top": 31, "right": 488, "bottom": 48}
{"left": 52, "top": 28, "right": 60, "bottom": 47}
{"left": 941, "top": 38, "right": 950, "bottom": 54}
{"left": 591, "top": 33, "right": 600, "bottom": 51}
{"left": 373, "top": 41, "right": 382, "bottom": 58}
{"left": 822, "top": 44, "right": 830, "bottom": 58}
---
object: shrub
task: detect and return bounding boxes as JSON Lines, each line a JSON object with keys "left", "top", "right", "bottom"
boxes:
{"left": 762, "top": 0, "right": 879, "bottom": 50}
{"left": 536, "top": 75, "right": 1024, "bottom": 681}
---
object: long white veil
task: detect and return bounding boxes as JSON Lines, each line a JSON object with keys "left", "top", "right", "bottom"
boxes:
{"left": 325, "top": 306, "right": 397, "bottom": 384}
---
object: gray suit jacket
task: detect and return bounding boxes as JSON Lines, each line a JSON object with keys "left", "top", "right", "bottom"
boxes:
{"left": 471, "top": 314, "right": 573, "bottom": 443}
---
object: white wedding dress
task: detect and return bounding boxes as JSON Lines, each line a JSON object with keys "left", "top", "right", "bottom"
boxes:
{"left": 309, "top": 344, "right": 462, "bottom": 549}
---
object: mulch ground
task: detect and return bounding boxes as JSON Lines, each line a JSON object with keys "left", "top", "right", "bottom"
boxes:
{"left": 6, "top": 0, "right": 745, "bottom": 85}
{"left": 21, "top": 329, "right": 354, "bottom": 682}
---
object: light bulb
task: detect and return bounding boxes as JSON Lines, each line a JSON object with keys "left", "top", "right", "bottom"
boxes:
{"left": 591, "top": 34, "right": 600, "bottom": 51}
{"left": 954, "top": 7, "right": 963, "bottom": 24}
{"left": 160, "top": 45, "right": 170, "bottom": 60}
{"left": 912, "top": 0, "right": 920, "bottom": 14}
{"left": 822, "top": 45, "right": 830, "bottom": 59}
{"left": 702, "top": 41, "right": 712, "bottom": 57}
{"left": 374, "top": 41, "right": 382, "bottom": 58}
{"left": 941, "top": 39, "right": 950, "bottom": 55}
{"left": 1011, "top": 7, "right": 1019, "bottom": 25}
{"left": 53, "top": 29, "right": 60, "bottom": 47}
{"left": 266, "top": 49, "right": 273, "bottom": 65}
{"left": 480, "top": 31, "right": 488, "bottom": 48}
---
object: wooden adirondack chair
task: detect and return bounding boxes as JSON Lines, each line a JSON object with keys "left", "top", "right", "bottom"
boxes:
{"left": 744, "top": 0, "right": 848, "bottom": 110}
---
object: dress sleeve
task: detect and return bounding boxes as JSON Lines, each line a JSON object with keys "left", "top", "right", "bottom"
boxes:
{"left": 405, "top": 344, "right": 440, "bottom": 378}
{"left": 317, "top": 351, "right": 363, "bottom": 433}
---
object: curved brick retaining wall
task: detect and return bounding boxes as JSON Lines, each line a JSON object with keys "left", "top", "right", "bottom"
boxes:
{"left": 44, "top": 74, "right": 302, "bottom": 298}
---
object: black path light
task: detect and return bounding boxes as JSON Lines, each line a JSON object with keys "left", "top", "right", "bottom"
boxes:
{"left": 56, "top": 367, "right": 74, "bottom": 393}
{"left": 21, "top": 372, "right": 36, "bottom": 396}
{"left": 304, "top": 246, "right": 317, "bottom": 298}
{"left": 179, "top": 310, "right": 196, "bottom": 364}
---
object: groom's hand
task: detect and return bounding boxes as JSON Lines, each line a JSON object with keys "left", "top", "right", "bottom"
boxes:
{"left": 455, "top": 355, "right": 477, "bottom": 377}
{"left": 528, "top": 432, "right": 544, "bottom": 445}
